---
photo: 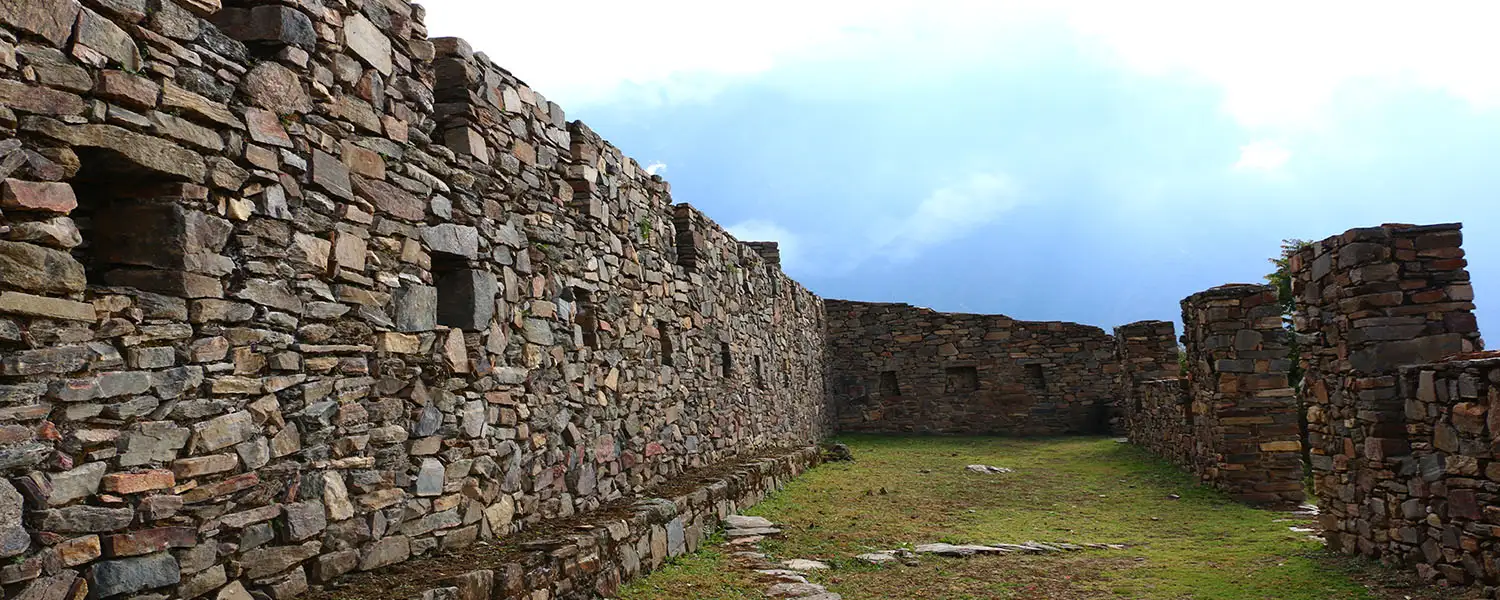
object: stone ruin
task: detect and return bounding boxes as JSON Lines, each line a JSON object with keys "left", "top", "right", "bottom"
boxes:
{"left": 0, "top": 0, "right": 1491, "bottom": 597}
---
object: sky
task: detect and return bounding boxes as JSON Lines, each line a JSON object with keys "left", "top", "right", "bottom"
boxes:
{"left": 421, "top": 0, "right": 1499, "bottom": 336}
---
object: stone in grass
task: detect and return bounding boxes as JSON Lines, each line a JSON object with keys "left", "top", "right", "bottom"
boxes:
{"left": 965, "top": 464, "right": 1013, "bottom": 474}
{"left": 765, "top": 582, "right": 835, "bottom": 598}
{"left": 724, "top": 515, "right": 774, "bottom": 529}
{"left": 782, "top": 558, "right": 830, "bottom": 571}
{"left": 854, "top": 552, "right": 900, "bottom": 565}
{"left": 913, "top": 543, "right": 1011, "bottom": 557}
{"left": 755, "top": 569, "right": 807, "bottom": 584}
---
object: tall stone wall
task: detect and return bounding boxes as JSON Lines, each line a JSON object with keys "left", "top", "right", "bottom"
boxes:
{"left": 824, "top": 300, "right": 1119, "bottom": 435}
{"left": 1123, "top": 286, "right": 1304, "bottom": 505}
{"left": 0, "top": 1, "right": 829, "bottom": 599}
{"left": 1292, "top": 223, "right": 1482, "bottom": 561}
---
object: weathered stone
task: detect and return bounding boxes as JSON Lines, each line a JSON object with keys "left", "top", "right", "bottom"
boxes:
{"left": 22, "top": 118, "right": 207, "bottom": 182}
{"left": 0, "top": 240, "right": 86, "bottom": 294}
{"left": 235, "top": 280, "right": 303, "bottom": 314}
{"left": 437, "top": 270, "right": 497, "bottom": 330}
{"left": 357, "top": 535, "right": 408, "bottom": 571}
{"left": 343, "top": 13, "right": 393, "bottom": 75}
{"left": 100, "top": 470, "right": 174, "bottom": 494}
{"left": 421, "top": 224, "right": 479, "bottom": 259}
{"left": 48, "top": 461, "right": 106, "bottom": 506}
{"left": 0, "top": 81, "right": 85, "bottom": 117}
{"left": 0, "top": 481, "right": 28, "bottom": 558}
{"left": 0, "top": 0, "right": 82, "bottom": 48}
{"left": 88, "top": 552, "right": 179, "bottom": 597}
{"left": 0, "top": 291, "right": 95, "bottom": 321}
{"left": 416, "top": 458, "right": 444, "bottom": 496}
{"left": 34, "top": 506, "right": 135, "bottom": 532}
{"left": 242, "top": 62, "right": 310, "bottom": 114}
{"left": 74, "top": 8, "right": 141, "bottom": 71}
{"left": 1, "top": 180, "right": 76, "bottom": 213}
{"left": 394, "top": 284, "right": 437, "bottom": 333}
{"left": 192, "top": 411, "right": 256, "bottom": 452}
{"left": 118, "top": 421, "right": 191, "bottom": 466}
{"left": 244, "top": 108, "right": 293, "bottom": 148}
{"left": 212, "top": 5, "right": 314, "bottom": 48}
{"left": 353, "top": 176, "right": 423, "bottom": 221}
{"left": 102, "top": 526, "right": 195, "bottom": 557}
{"left": 5, "top": 217, "right": 83, "bottom": 249}
{"left": 311, "top": 150, "right": 352, "bottom": 200}
{"left": 238, "top": 540, "right": 320, "bottom": 579}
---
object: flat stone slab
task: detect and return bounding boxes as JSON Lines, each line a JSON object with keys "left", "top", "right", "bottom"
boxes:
{"left": 854, "top": 552, "right": 900, "bottom": 565}
{"left": 782, "top": 559, "right": 830, "bottom": 571}
{"left": 965, "top": 464, "right": 1014, "bottom": 474}
{"left": 725, "top": 514, "right": 775, "bottom": 529}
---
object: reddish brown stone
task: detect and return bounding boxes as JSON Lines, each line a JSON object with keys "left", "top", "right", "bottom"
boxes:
{"left": 101, "top": 526, "right": 195, "bottom": 557}
{"left": 99, "top": 470, "right": 175, "bottom": 494}
{"left": 1, "top": 179, "right": 76, "bottom": 214}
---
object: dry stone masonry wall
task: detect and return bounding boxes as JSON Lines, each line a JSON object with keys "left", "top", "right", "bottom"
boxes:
{"left": 0, "top": 0, "right": 830, "bottom": 599}
{"left": 1292, "top": 223, "right": 1489, "bottom": 583}
{"left": 1120, "top": 287, "right": 1305, "bottom": 505}
{"left": 825, "top": 300, "right": 1120, "bottom": 436}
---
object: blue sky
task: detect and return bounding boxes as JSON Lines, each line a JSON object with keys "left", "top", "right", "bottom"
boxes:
{"left": 423, "top": 1, "right": 1498, "bottom": 334}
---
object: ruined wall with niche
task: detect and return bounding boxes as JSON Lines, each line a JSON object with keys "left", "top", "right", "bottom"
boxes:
{"left": 824, "top": 300, "right": 1119, "bottom": 435}
{"left": 1292, "top": 223, "right": 1488, "bottom": 584}
{"left": 0, "top": 0, "right": 829, "bottom": 599}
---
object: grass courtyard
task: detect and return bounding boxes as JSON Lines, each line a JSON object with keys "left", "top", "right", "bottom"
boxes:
{"left": 619, "top": 436, "right": 1470, "bottom": 600}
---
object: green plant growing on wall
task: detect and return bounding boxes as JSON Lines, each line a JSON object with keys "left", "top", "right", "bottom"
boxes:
{"left": 637, "top": 217, "right": 652, "bottom": 241}
{"left": 1265, "top": 238, "right": 1311, "bottom": 386}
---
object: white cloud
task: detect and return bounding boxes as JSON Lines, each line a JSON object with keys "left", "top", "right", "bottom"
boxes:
{"left": 726, "top": 219, "right": 804, "bottom": 271}
{"left": 871, "top": 172, "right": 1021, "bottom": 262}
{"left": 420, "top": 0, "right": 1500, "bottom": 127}
{"left": 645, "top": 162, "right": 668, "bottom": 176}
{"left": 1233, "top": 140, "right": 1291, "bottom": 172}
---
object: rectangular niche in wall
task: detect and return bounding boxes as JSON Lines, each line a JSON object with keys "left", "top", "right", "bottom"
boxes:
{"left": 657, "top": 320, "right": 674, "bottom": 366}
{"left": 945, "top": 366, "right": 979, "bottom": 393}
{"left": 879, "top": 371, "right": 900, "bottom": 397}
{"left": 572, "top": 288, "right": 600, "bottom": 349}
{"left": 720, "top": 342, "right": 733, "bottom": 377}
{"left": 434, "top": 250, "right": 498, "bottom": 331}
{"left": 1024, "top": 364, "right": 1047, "bottom": 389}
{"left": 755, "top": 355, "right": 767, "bottom": 389}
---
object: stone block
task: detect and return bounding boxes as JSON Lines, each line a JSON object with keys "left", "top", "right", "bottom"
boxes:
{"left": 343, "top": 13, "right": 393, "bottom": 75}
{"left": 421, "top": 224, "right": 479, "bottom": 259}
{"left": 74, "top": 8, "right": 141, "bottom": 71}
{"left": 88, "top": 552, "right": 180, "bottom": 597}
{"left": 0, "top": 291, "right": 95, "bottom": 321}
{"left": 212, "top": 5, "right": 315, "bottom": 48}
{"left": 22, "top": 118, "right": 207, "bottom": 181}
{"left": 1, "top": 179, "right": 76, "bottom": 213}
{"left": 394, "top": 284, "right": 437, "bottom": 332}
{"left": 0, "top": 0, "right": 82, "bottom": 48}
{"left": 0, "top": 80, "right": 86, "bottom": 117}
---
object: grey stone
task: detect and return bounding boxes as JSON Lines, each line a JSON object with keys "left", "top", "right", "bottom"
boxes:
{"left": 47, "top": 461, "right": 105, "bottom": 506}
{"left": 416, "top": 458, "right": 444, "bottom": 496}
{"left": 22, "top": 118, "right": 207, "bottom": 182}
{"left": 0, "top": 0, "right": 82, "bottom": 48}
{"left": 89, "top": 552, "right": 180, "bottom": 597}
{"left": 242, "top": 61, "right": 310, "bottom": 115}
{"left": 119, "top": 421, "right": 191, "bottom": 466}
{"left": 0, "top": 481, "right": 27, "bottom": 557}
{"left": 239, "top": 540, "right": 320, "bottom": 579}
{"left": 283, "top": 501, "right": 326, "bottom": 541}
{"left": 4, "top": 216, "right": 82, "bottom": 249}
{"left": 358, "top": 535, "right": 408, "bottom": 571}
{"left": 413, "top": 404, "right": 442, "bottom": 437}
{"left": 421, "top": 224, "right": 479, "bottom": 259}
{"left": 394, "top": 284, "right": 437, "bottom": 333}
{"left": 213, "top": 5, "right": 314, "bottom": 48}
{"left": 0, "top": 443, "right": 50, "bottom": 471}
{"left": 193, "top": 410, "right": 257, "bottom": 452}
{"left": 12, "top": 571, "right": 78, "bottom": 600}
{"left": 236, "top": 279, "right": 304, "bottom": 314}
{"left": 34, "top": 505, "right": 135, "bottom": 532}
{"left": 0, "top": 240, "right": 86, "bottom": 294}
{"left": 343, "top": 13, "right": 392, "bottom": 75}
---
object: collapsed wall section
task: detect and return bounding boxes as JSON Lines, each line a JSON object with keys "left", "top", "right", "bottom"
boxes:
{"left": 825, "top": 300, "right": 1118, "bottom": 435}
{"left": 0, "top": 1, "right": 828, "bottom": 599}
{"left": 1292, "top": 223, "right": 1482, "bottom": 563}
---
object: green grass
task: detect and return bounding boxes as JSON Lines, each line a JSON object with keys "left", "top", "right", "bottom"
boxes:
{"left": 620, "top": 436, "right": 1460, "bottom": 600}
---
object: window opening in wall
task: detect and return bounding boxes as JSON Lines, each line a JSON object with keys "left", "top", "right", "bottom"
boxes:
{"left": 945, "top": 366, "right": 978, "bottom": 393}
{"left": 720, "top": 342, "right": 733, "bottom": 377}
{"left": 754, "top": 355, "right": 767, "bottom": 389}
{"left": 572, "top": 288, "right": 600, "bottom": 349}
{"left": 432, "top": 251, "right": 466, "bottom": 329}
{"left": 1025, "top": 364, "right": 1047, "bottom": 389}
{"left": 879, "top": 371, "right": 900, "bottom": 397}
{"left": 657, "top": 320, "right": 674, "bottom": 366}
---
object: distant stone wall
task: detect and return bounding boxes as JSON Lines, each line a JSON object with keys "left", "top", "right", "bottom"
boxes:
{"left": 825, "top": 300, "right": 1119, "bottom": 435}
{"left": 1114, "top": 320, "right": 1179, "bottom": 434}
{"left": 0, "top": 1, "right": 829, "bottom": 599}
{"left": 1292, "top": 224, "right": 1483, "bottom": 569}
{"left": 1123, "top": 286, "right": 1304, "bottom": 505}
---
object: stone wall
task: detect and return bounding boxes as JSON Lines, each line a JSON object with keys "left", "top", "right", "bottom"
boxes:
{"left": 1122, "top": 286, "right": 1304, "bottom": 505}
{"left": 1113, "top": 320, "right": 1179, "bottom": 434}
{"left": 825, "top": 300, "right": 1119, "bottom": 435}
{"left": 0, "top": 1, "right": 829, "bottom": 599}
{"left": 1292, "top": 223, "right": 1483, "bottom": 564}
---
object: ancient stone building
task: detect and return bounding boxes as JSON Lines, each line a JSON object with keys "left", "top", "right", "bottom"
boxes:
{"left": 825, "top": 300, "right": 1119, "bottom": 435}
{"left": 0, "top": 0, "right": 1491, "bottom": 597}
{"left": 0, "top": 0, "right": 829, "bottom": 598}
